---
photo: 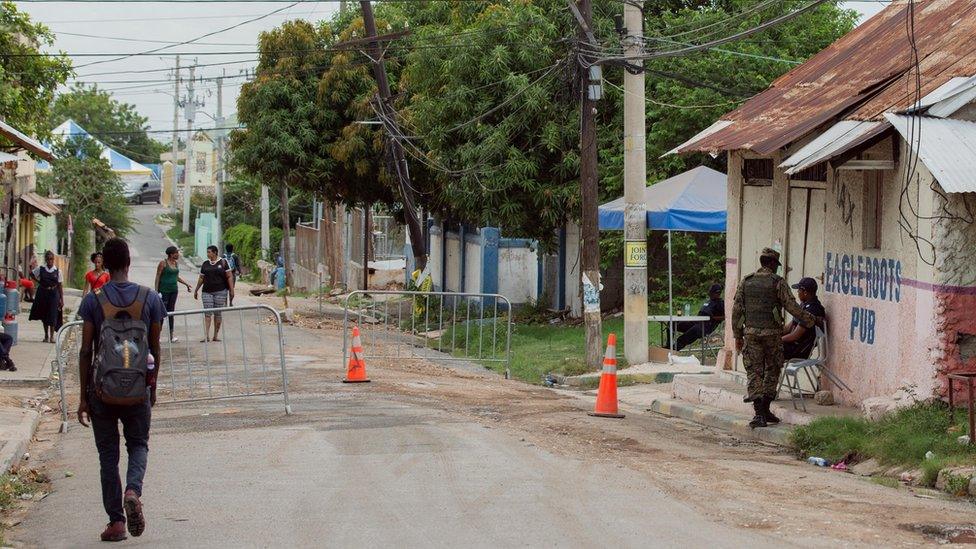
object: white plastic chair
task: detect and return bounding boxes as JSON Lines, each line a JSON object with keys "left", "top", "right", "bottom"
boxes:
{"left": 779, "top": 322, "right": 852, "bottom": 411}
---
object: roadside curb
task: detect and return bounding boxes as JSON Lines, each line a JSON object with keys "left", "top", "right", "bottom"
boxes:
{"left": 0, "top": 408, "right": 41, "bottom": 473}
{"left": 648, "top": 397, "right": 792, "bottom": 446}
{"left": 551, "top": 371, "right": 706, "bottom": 389}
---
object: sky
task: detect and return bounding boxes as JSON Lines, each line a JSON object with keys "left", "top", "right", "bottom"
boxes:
{"left": 13, "top": 1, "right": 889, "bottom": 142}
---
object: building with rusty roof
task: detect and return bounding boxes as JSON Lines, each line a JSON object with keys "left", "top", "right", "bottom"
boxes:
{"left": 673, "top": 0, "right": 976, "bottom": 409}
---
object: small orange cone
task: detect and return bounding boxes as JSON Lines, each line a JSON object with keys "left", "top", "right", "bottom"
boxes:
{"left": 588, "top": 333, "right": 624, "bottom": 418}
{"left": 343, "top": 326, "right": 371, "bottom": 383}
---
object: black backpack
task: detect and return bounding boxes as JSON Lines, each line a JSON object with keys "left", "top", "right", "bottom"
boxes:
{"left": 93, "top": 286, "right": 151, "bottom": 406}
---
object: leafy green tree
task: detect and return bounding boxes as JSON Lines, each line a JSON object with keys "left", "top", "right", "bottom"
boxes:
{"left": 50, "top": 84, "right": 166, "bottom": 164}
{"left": 38, "top": 137, "right": 132, "bottom": 287}
{"left": 0, "top": 1, "right": 72, "bottom": 141}
{"left": 231, "top": 20, "right": 334, "bottom": 286}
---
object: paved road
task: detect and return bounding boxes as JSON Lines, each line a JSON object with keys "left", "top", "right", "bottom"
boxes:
{"left": 10, "top": 205, "right": 788, "bottom": 548}
{"left": 11, "top": 204, "right": 974, "bottom": 547}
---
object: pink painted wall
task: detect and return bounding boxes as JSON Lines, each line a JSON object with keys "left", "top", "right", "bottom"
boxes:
{"left": 720, "top": 143, "right": 976, "bottom": 406}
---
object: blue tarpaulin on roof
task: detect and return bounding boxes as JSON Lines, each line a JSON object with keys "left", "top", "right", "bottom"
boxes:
{"left": 598, "top": 165, "right": 727, "bottom": 233}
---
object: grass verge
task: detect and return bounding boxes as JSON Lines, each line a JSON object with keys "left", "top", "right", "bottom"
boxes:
{"left": 437, "top": 315, "right": 666, "bottom": 383}
{"left": 165, "top": 224, "right": 195, "bottom": 256}
{"left": 790, "top": 401, "right": 976, "bottom": 486}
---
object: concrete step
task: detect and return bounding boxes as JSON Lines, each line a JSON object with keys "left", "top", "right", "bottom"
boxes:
{"left": 554, "top": 362, "right": 716, "bottom": 388}
{"left": 648, "top": 398, "right": 791, "bottom": 446}
{"left": 672, "top": 374, "right": 819, "bottom": 426}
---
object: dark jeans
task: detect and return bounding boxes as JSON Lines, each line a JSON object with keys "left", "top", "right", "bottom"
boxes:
{"left": 90, "top": 392, "right": 151, "bottom": 523}
{"left": 0, "top": 333, "right": 11, "bottom": 358}
{"left": 665, "top": 322, "right": 713, "bottom": 351}
{"left": 783, "top": 340, "right": 813, "bottom": 361}
{"left": 161, "top": 291, "right": 178, "bottom": 335}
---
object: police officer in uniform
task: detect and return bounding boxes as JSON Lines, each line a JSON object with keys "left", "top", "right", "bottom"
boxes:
{"left": 731, "top": 248, "right": 815, "bottom": 428}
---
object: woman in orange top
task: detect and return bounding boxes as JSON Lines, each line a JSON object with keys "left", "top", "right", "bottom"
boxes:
{"left": 83, "top": 252, "right": 109, "bottom": 296}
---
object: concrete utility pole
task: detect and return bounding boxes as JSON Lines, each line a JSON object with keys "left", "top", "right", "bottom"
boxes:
{"left": 576, "top": 0, "right": 603, "bottom": 370}
{"left": 170, "top": 55, "right": 180, "bottom": 215}
{"left": 182, "top": 62, "right": 197, "bottom": 234}
{"left": 260, "top": 185, "right": 270, "bottom": 260}
{"left": 215, "top": 73, "right": 224, "bottom": 250}
{"left": 359, "top": 0, "right": 427, "bottom": 270}
{"left": 622, "top": 0, "right": 649, "bottom": 365}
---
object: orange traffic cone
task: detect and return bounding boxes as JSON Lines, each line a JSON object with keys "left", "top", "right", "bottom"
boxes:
{"left": 588, "top": 333, "right": 624, "bottom": 418}
{"left": 343, "top": 326, "right": 371, "bottom": 383}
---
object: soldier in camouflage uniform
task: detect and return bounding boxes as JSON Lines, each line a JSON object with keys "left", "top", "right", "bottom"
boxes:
{"left": 731, "top": 248, "right": 815, "bottom": 428}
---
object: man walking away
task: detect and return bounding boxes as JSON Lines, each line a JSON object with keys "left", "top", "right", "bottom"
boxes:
{"left": 731, "top": 248, "right": 815, "bottom": 429}
{"left": 223, "top": 243, "right": 242, "bottom": 282}
{"left": 77, "top": 238, "right": 167, "bottom": 542}
{"left": 783, "top": 277, "right": 826, "bottom": 360}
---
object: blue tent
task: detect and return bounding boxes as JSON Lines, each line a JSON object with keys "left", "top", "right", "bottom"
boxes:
{"left": 598, "top": 165, "right": 728, "bottom": 358}
{"left": 598, "top": 165, "right": 727, "bottom": 232}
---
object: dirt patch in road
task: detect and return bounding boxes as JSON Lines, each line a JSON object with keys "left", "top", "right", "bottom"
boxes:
{"left": 284, "top": 336, "right": 969, "bottom": 547}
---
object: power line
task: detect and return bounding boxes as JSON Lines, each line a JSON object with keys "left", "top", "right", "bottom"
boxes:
{"left": 50, "top": 30, "right": 255, "bottom": 47}
{"left": 72, "top": 1, "right": 303, "bottom": 69}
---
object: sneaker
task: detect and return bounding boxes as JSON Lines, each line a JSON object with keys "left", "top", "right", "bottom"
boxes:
{"left": 170, "top": 336, "right": 179, "bottom": 343}
{"left": 100, "top": 521, "right": 127, "bottom": 542}
{"left": 123, "top": 490, "right": 145, "bottom": 537}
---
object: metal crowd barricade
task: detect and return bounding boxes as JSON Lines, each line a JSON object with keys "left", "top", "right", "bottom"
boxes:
{"left": 54, "top": 304, "right": 292, "bottom": 434}
{"left": 342, "top": 290, "right": 513, "bottom": 379}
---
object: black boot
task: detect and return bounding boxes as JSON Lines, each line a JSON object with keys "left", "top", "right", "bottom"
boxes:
{"left": 761, "top": 397, "right": 780, "bottom": 424}
{"left": 743, "top": 394, "right": 756, "bottom": 403}
{"left": 749, "top": 400, "right": 767, "bottom": 429}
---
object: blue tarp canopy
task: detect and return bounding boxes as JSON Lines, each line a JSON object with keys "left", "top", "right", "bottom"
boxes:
{"left": 598, "top": 165, "right": 727, "bottom": 233}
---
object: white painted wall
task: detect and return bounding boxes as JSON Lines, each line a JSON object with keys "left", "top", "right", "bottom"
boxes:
{"left": 465, "top": 238, "right": 482, "bottom": 295}
{"left": 428, "top": 229, "right": 443, "bottom": 288}
{"left": 444, "top": 234, "right": 461, "bottom": 292}
{"left": 498, "top": 246, "right": 538, "bottom": 304}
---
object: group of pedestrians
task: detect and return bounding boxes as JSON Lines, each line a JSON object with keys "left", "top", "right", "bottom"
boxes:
{"left": 150, "top": 243, "right": 240, "bottom": 343}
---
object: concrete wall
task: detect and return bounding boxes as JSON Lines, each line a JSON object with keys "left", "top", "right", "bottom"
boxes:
{"left": 427, "top": 223, "right": 580, "bottom": 310}
{"left": 498, "top": 246, "right": 537, "bottom": 304}
{"left": 464, "top": 238, "right": 482, "bottom": 295}
{"left": 820, "top": 138, "right": 938, "bottom": 404}
{"left": 722, "top": 136, "right": 976, "bottom": 406}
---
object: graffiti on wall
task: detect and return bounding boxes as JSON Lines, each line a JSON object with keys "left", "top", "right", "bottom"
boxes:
{"left": 825, "top": 252, "right": 902, "bottom": 345}
{"left": 833, "top": 180, "right": 856, "bottom": 239}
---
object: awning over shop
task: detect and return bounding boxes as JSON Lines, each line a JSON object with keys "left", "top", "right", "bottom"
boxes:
{"left": 780, "top": 120, "right": 889, "bottom": 175}
{"left": 885, "top": 113, "right": 976, "bottom": 193}
{"left": 0, "top": 120, "right": 53, "bottom": 162}
{"left": 598, "top": 166, "right": 727, "bottom": 232}
{"left": 20, "top": 192, "right": 61, "bottom": 216}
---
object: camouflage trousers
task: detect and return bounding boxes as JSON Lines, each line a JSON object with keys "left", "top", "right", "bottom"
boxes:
{"left": 743, "top": 334, "right": 784, "bottom": 401}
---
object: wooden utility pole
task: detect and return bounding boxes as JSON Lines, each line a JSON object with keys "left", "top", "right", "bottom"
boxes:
{"left": 622, "top": 0, "right": 648, "bottom": 364}
{"left": 575, "top": 0, "right": 603, "bottom": 370}
{"left": 215, "top": 73, "right": 224, "bottom": 250}
{"left": 359, "top": 0, "right": 427, "bottom": 271}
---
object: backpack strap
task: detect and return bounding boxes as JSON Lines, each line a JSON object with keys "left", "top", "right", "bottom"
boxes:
{"left": 97, "top": 286, "right": 149, "bottom": 320}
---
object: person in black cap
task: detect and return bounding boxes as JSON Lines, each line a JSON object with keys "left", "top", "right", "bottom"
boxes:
{"left": 666, "top": 283, "right": 725, "bottom": 351}
{"left": 731, "top": 247, "right": 815, "bottom": 429}
{"left": 782, "top": 277, "right": 826, "bottom": 360}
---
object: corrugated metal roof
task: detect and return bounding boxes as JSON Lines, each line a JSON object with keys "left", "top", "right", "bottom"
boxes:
{"left": 678, "top": 0, "right": 976, "bottom": 155}
{"left": 0, "top": 120, "right": 52, "bottom": 161}
{"left": 884, "top": 113, "right": 976, "bottom": 192}
{"left": 780, "top": 120, "right": 889, "bottom": 174}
